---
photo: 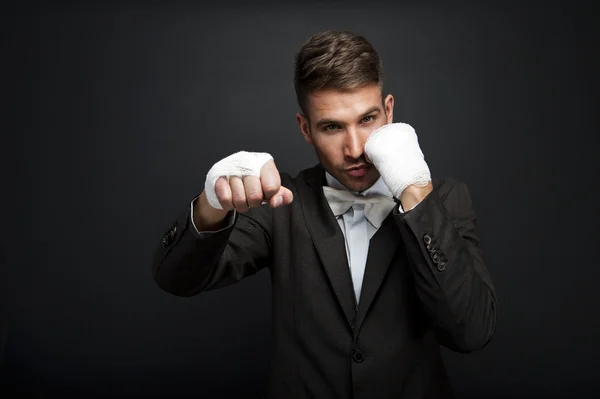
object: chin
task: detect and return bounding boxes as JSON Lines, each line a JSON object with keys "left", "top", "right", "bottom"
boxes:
{"left": 349, "top": 181, "right": 376, "bottom": 193}
{"left": 338, "top": 170, "right": 380, "bottom": 193}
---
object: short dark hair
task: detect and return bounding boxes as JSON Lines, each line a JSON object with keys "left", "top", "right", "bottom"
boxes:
{"left": 293, "top": 30, "right": 385, "bottom": 116}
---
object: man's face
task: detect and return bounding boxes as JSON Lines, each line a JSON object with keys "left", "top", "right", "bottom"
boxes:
{"left": 297, "top": 84, "right": 394, "bottom": 192}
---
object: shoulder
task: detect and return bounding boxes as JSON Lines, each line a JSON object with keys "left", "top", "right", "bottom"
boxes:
{"left": 431, "top": 177, "right": 474, "bottom": 207}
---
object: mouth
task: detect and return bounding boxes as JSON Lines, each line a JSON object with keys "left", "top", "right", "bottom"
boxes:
{"left": 344, "top": 164, "right": 370, "bottom": 177}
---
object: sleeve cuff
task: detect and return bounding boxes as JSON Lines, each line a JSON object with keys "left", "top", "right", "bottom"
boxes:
{"left": 397, "top": 199, "right": 422, "bottom": 214}
{"left": 189, "top": 196, "right": 236, "bottom": 237}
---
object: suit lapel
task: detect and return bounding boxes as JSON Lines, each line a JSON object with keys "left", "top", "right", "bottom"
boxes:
{"left": 297, "top": 164, "right": 357, "bottom": 329}
{"left": 353, "top": 213, "right": 401, "bottom": 337}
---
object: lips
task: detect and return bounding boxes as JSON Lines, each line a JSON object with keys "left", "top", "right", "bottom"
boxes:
{"left": 345, "top": 165, "right": 370, "bottom": 177}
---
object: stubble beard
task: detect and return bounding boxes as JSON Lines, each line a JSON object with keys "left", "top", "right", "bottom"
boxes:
{"left": 321, "top": 158, "right": 381, "bottom": 193}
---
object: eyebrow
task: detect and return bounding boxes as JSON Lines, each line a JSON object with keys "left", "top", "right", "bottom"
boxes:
{"left": 315, "top": 106, "right": 382, "bottom": 128}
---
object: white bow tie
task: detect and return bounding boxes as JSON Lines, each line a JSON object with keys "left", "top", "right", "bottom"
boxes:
{"left": 322, "top": 186, "right": 397, "bottom": 228}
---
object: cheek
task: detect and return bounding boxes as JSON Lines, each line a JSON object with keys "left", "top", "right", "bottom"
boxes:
{"left": 362, "top": 121, "right": 386, "bottom": 144}
{"left": 360, "top": 127, "right": 376, "bottom": 146}
{"left": 314, "top": 137, "right": 342, "bottom": 161}
{"left": 367, "top": 121, "right": 386, "bottom": 135}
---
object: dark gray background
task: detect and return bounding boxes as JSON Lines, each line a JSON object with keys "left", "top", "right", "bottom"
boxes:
{"left": 1, "top": 1, "right": 598, "bottom": 398}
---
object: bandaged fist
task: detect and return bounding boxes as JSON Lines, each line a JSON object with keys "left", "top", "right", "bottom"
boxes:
{"left": 204, "top": 151, "right": 293, "bottom": 212}
{"left": 364, "top": 122, "right": 431, "bottom": 199}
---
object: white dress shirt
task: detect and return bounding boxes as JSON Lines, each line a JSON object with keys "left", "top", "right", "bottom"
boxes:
{"left": 324, "top": 172, "right": 401, "bottom": 304}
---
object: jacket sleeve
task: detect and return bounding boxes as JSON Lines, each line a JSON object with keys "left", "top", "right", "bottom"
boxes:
{"left": 151, "top": 196, "right": 273, "bottom": 297}
{"left": 393, "top": 178, "right": 498, "bottom": 353}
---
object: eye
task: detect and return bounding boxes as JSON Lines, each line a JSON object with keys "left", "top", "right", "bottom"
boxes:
{"left": 324, "top": 124, "right": 340, "bottom": 131}
{"left": 361, "top": 115, "right": 375, "bottom": 123}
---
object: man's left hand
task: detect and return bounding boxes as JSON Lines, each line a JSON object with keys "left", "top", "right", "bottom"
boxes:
{"left": 364, "top": 122, "right": 433, "bottom": 209}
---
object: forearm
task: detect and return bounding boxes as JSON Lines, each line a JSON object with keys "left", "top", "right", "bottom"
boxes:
{"left": 395, "top": 180, "right": 497, "bottom": 353}
{"left": 152, "top": 207, "right": 235, "bottom": 297}
{"left": 193, "top": 190, "right": 230, "bottom": 231}
{"left": 152, "top": 201, "right": 272, "bottom": 297}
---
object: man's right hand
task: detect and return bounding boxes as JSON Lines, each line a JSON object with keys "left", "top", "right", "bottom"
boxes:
{"left": 213, "top": 159, "right": 293, "bottom": 213}
{"left": 193, "top": 154, "right": 293, "bottom": 231}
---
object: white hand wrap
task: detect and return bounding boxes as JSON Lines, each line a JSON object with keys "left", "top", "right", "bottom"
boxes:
{"left": 364, "top": 122, "right": 431, "bottom": 198}
{"left": 204, "top": 151, "right": 273, "bottom": 209}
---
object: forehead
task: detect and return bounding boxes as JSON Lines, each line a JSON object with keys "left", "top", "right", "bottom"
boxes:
{"left": 305, "top": 85, "right": 383, "bottom": 121}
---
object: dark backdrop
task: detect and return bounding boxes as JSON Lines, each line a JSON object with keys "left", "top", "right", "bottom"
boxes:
{"left": 1, "top": 1, "right": 598, "bottom": 398}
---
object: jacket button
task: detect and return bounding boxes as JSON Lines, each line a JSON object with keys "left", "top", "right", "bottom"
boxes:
{"left": 423, "top": 234, "right": 432, "bottom": 245}
{"left": 162, "top": 224, "right": 177, "bottom": 247}
{"left": 352, "top": 350, "right": 365, "bottom": 363}
{"left": 437, "top": 261, "right": 447, "bottom": 271}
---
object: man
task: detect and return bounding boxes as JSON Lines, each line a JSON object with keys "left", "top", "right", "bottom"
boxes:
{"left": 152, "top": 30, "right": 497, "bottom": 398}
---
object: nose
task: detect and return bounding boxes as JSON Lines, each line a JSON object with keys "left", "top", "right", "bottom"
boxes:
{"left": 343, "top": 128, "right": 364, "bottom": 160}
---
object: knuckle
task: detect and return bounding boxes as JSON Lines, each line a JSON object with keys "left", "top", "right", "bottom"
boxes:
{"left": 232, "top": 194, "right": 246, "bottom": 206}
{"left": 230, "top": 186, "right": 245, "bottom": 200}
{"left": 214, "top": 184, "right": 227, "bottom": 198}
{"left": 262, "top": 181, "right": 280, "bottom": 194}
{"left": 233, "top": 198, "right": 249, "bottom": 212}
{"left": 246, "top": 191, "right": 262, "bottom": 204}
{"left": 217, "top": 190, "right": 231, "bottom": 203}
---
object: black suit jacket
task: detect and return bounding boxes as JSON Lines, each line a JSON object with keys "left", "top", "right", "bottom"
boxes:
{"left": 152, "top": 163, "right": 498, "bottom": 399}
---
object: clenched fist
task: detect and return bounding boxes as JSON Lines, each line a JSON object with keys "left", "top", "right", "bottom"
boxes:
{"left": 364, "top": 122, "right": 431, "bottom": 199}
{"left": 205, "top": 151, "right": 293, "bottom": 213}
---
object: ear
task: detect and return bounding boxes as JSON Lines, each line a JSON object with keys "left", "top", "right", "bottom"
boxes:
{"left": 296, "top": 112, "right": 313, "bottom": 145}
{"left": 384, "top": 94, "right": 394, "bottom": 123}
